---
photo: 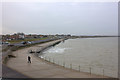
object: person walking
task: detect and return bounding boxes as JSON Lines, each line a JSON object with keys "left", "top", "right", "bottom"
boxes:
{"left": 28, "top": 56, "right": 31, "bottom": 63}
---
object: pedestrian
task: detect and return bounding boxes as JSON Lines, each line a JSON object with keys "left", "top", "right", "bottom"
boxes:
{"left": 28, "top": 56, "right": 31, "bottom": 63}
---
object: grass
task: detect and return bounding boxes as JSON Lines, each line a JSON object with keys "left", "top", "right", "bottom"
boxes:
{"left": 4, "top": 38, "right": 55, "bottom": 52}
{"left": 2, "top": 38, "right": 56, "bottom": 64}
{"left": 7, "top": 37, "right": 49, "bottom": 44}
{"left": 2, "top": 46, "right": 11, "bottom": 52}
{"left": 2, "top": 37, "right": 49, "bottom": 52}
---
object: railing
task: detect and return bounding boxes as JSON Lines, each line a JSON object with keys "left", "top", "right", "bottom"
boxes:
{"left": 40, "top": 56, "right": 118, "bottom": 78}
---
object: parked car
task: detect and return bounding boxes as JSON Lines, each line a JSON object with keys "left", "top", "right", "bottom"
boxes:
{"left": 2, "top": 42, "right": 10, "bottom": 45}
{"left": 21, "top": 41, "right": 27, "bottom": 44}
{"left": 0, "top": 42, "right": 2, "bottom": 47}
{"left": 0, "top": 42, "right": 2, "bottom": 45}
{"left": 27, "top": 41, "right": 32, "bottom": 44}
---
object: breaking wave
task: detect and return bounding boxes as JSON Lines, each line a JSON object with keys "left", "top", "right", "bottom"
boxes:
{"left": 44, "top": 47, "right": 70, "bottom": 54}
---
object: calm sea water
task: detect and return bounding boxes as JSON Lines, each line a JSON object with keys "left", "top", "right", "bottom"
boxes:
{"left": 39, "top": 37, "right": 118, "bottom": 78}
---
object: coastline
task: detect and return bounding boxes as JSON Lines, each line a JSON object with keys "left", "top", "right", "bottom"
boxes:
{"left": 3, "top": 39, "right": 110, "bottom": 78}
{"left": 39, "top": 37, "right": 118, "bottom": 78}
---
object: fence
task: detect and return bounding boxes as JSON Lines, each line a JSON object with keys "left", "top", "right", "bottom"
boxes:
{"left": 40, "top": 56, "right": 118, "bottom": 78}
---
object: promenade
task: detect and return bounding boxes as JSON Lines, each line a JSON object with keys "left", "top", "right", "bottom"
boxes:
{"left": 5, "top": 40, "right": 108, "bottom": 78}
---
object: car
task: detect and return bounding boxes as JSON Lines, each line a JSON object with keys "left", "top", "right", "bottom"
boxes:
{"left": 27, "top": 41, "right": 32, "bottom": 44}
{"left": 0, "top": 42, "right": 2, "bottom": 45}
{"left": 2, "top": 42, "right": 10, "bottom": 45}
{"left": 21, "top": 41, "right": 27, "bottom": 44}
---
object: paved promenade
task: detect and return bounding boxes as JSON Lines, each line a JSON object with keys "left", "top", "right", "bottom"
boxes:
{"left": 6, "top": 40, "right": 108, "bottom": 78}
{"left": 2, "top": 64, "right": 28, "bottom": 78}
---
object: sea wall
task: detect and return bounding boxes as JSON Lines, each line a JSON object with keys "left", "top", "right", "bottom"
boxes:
{"left": 2, "top": 39, "right": 62, "bottom": 64}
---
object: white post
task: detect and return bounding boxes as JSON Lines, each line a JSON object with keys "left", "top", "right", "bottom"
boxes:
{"left": 53, "top": 58, "right": 54, "bottom": 64}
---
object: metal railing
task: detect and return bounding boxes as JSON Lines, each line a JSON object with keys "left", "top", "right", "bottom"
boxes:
{"left": 40, "top": 56, "right": 118, "bottom": 78}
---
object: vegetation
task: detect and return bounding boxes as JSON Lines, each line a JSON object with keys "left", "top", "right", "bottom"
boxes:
{"left": 7, "top": 37, "right": 49, "bottom": 43}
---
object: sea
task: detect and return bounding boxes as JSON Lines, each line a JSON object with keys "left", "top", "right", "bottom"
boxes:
{"left": 39, "top": 37, "right": 118, "bottom": 78}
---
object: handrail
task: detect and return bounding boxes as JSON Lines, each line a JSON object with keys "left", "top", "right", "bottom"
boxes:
{"left": 40, "top": 56, "right": 118, "bottom": 78}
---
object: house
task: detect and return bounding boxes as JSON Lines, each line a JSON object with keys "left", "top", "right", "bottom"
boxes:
{"left": 8, "top": 33, "right": 25, "bottom": 40}
{"left": 17, "top": 33, "right": 25, "bottom": 39}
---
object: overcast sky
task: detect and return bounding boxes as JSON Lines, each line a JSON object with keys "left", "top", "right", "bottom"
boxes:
{"left": 2, "top": 2, "right": 118, "bottom": 35}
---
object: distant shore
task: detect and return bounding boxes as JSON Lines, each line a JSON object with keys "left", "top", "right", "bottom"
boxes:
{"left": 70, "top": 36, "right": 118, "bottom": 39}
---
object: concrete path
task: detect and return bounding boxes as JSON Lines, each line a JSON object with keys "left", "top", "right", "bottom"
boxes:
{"left": 2, "top": 64, "right": 28, "bottom": 78}
{"left": 5, "top": 40, "right": 108, "bottom": 78}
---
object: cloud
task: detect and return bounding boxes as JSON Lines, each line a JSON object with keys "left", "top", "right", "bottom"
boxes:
{"left": 2, "top": 0, "right": 119, "bottom": 2}
{"left": 2, "top": 2, "right": 118, "bottom": 35}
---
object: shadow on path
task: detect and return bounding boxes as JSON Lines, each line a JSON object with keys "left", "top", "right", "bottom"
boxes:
{"left": 2, "top": 64, "right": 28, "bottom": 78}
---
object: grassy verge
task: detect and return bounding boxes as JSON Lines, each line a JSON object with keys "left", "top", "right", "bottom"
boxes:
{"left": 3, "top": 39, "right": 57, "bottom": 64}
{"left": 7, "top": 37, "right": 49, "bottom": 44}
{"left": 2, "top": 37, "right": 49, "bottom": 52}
{"left": 4, "top": 38, "right": 57, "bottom": 53}
{"left": 2, "top": 46, "right": 11, "bottom": 52}
{"left": 11, "top": 39, "right": 56, "bottom": 51}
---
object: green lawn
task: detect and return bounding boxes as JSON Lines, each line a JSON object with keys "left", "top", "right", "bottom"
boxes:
{"left": 7, "top": 37, "right": 49, "bottom": 44}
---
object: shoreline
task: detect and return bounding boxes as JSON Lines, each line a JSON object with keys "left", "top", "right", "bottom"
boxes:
{"left": 4, "top": 40, "right": 110, "bottom": 78}
{"left": 2, "top": 38, "right": 60, "bottom": 64}
{"left": 40, "top": 37, "right": 118, "bottom": 78}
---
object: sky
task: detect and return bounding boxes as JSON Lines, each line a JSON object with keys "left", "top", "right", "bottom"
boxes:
{"left": 1, "top": 1, "right": 118, "bottom": 35}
